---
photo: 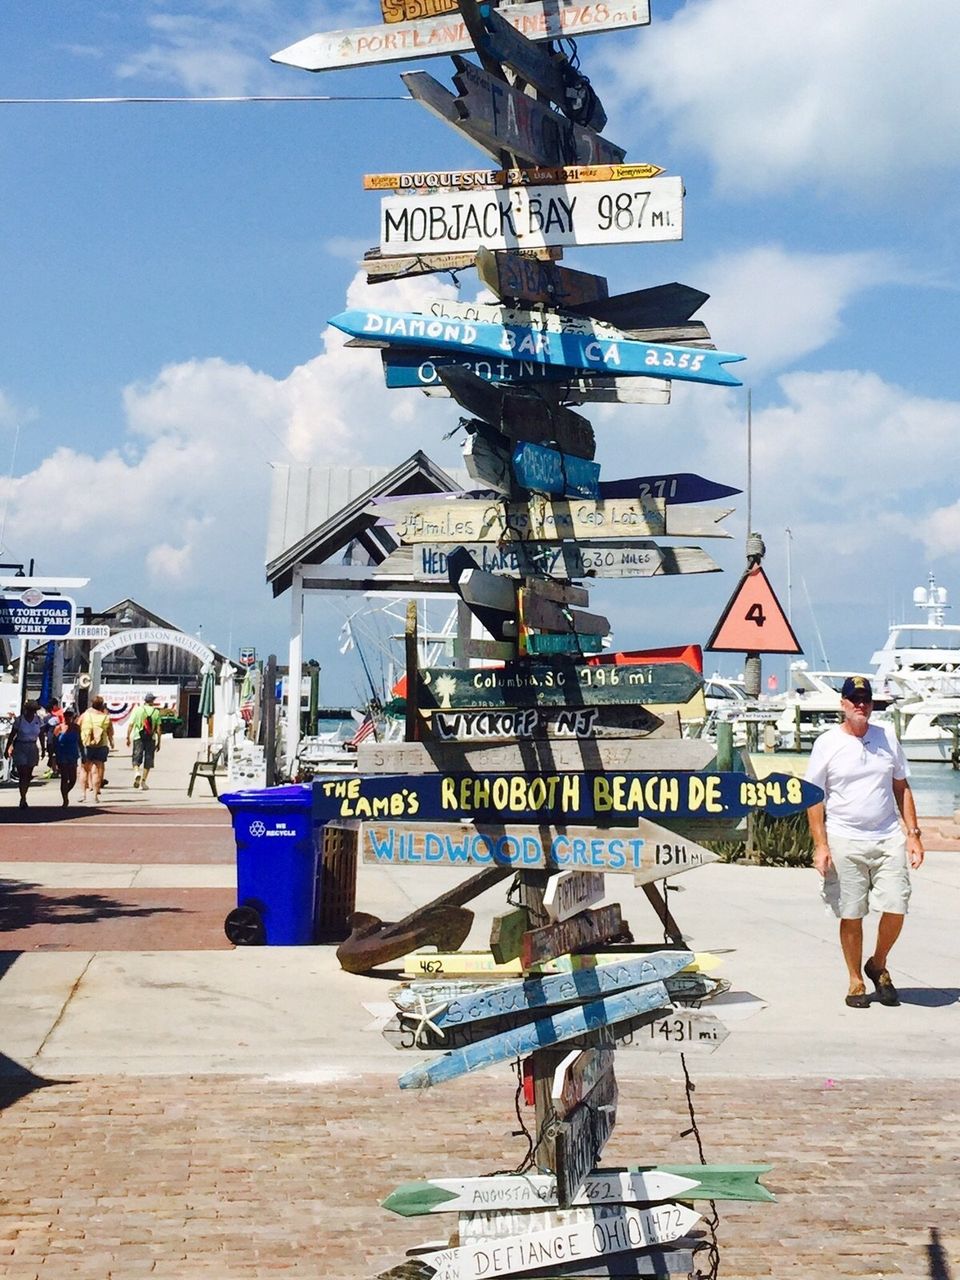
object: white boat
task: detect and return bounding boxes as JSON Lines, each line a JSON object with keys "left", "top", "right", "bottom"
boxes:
{"left": 774, "top": 664, "right": 885, "bottom": 752}
{"left": 870, "top": 574, "right": 960, "bottom": 763}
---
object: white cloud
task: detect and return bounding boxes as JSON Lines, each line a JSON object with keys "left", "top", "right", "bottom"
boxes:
{"left": 598, "top": 0, "right": 960, "bottom": 194}
{"left": 0, "top": 270, "right": 463, "bottom": 625}
{"left": 694, "top": 245, "right": 901, "bottom": 376}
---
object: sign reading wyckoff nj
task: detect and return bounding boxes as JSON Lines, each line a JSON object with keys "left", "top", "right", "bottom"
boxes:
{"left": 0, "top": 593, "right": 75, "bottom": 637}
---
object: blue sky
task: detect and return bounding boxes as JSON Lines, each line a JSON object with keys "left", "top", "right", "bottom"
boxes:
{"left": 2, "top": 0, "right": 959, "bottom": 703}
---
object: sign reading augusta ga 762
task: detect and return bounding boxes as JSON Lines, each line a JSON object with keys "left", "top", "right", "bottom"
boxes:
{"left": 380, "top": 176, "right": 682, "bottom": 255}
{"left": 0, "top": 594, "right": 75, "bottom": 637}
{"left": 314, "top": 771, "right": 822, "bottom": 824}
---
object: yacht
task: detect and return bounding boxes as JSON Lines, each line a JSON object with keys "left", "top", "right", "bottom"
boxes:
{"left": 871, "top": 574, "right": 960, "bottom": 762}
{"left": 774, "top": 664, "right": 887, "bottom": 752}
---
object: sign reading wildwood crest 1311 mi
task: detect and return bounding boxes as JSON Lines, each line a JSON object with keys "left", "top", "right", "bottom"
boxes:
{"left": 379, "top": 176, "right": 683, "bottom": 255}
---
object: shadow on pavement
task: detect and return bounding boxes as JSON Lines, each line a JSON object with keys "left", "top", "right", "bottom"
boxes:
{"left": 0, "top": 879, "right": 185, "bottom": 929}
{"left": 0, "top": 1051, "right": 68, "bottom": 1112}
{"left": 898, "top": 987, "right": 960, "bottom": 1008}
{"left": 928, "top": 1227, "right": 954, "bottom": 1279}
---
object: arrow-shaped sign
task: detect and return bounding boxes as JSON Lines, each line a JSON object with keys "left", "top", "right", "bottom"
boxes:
{"left": 330, "top": 308, "right": 745, "bottom": 386}
{"left": 599, "top": 472, "right": 741, "bottom": 504}
{"left": 397, "top": 978, "right": 670, "bottom": 1089}
{"left": 377, "top": 540, "right": 721, "bottom": 580}
{"left": 272, "top": 0, "right": 651, "bottom": 72}
{"left": 381, "top": 496, "right": 733, "bottom": 542}
{"left": 425, "top": 297, "right": 712, "bottom": 348}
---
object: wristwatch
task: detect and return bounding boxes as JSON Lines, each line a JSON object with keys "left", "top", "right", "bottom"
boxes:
{"left": 906, "top": 827, "right": 922, "bottom": 837}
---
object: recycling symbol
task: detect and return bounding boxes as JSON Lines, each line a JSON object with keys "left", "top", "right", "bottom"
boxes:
{"left": 249, "top": 820, "right": 266, "bottom": 838}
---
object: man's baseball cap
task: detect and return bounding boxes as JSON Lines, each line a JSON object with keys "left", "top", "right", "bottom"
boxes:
{"left": 841, "top": 676, "right": 873, "bottom": 702}
{"left": 144, "top": 693, "right": 156, "bottom": 704}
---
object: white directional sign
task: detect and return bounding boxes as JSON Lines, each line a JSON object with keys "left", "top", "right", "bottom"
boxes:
{"left": 380, "top": 176, "right": 683, "bottom": 255}
{"left": 272, "top": 0, "right": 651, "bottom": 72}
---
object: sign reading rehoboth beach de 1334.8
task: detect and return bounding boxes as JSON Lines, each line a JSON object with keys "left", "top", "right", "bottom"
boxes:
{"left": 379, "top": 176, "right": 682, "bottom": 255}
{"left": 0, "top": 594, "right": 75, "bottom": 637}
{"left": 313, "top": 770, "right": 822, "bottom": 825}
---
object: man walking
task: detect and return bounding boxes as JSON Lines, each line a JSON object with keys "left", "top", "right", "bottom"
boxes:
{"left": 806, "top": 675, "right": 924, "bottom": 1008}
{"left": 126, "top": 693, "right": 161, "bottom": 791}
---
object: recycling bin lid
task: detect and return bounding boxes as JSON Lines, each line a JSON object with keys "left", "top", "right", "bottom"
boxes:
{"left": 219, "top": 782, "right": 313, "bottom": 810}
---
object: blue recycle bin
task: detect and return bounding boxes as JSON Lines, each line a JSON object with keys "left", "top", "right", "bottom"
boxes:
{"left": 219, "top": 783, "right": 318, "bottom": 946}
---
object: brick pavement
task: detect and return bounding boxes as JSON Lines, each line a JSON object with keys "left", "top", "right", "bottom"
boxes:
{"left": 1, "top": 1073, "right": 958, "bottom": 1279}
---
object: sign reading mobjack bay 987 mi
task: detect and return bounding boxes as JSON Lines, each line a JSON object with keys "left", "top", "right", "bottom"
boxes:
{"left": 0, "top": 595, "right": 75, "bottom": 637}
{"left": 380, "top": 176, "right": 683, "bottom": 255}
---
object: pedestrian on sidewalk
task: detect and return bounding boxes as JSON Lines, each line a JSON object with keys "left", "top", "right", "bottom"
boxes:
{"left": 78, "top": 696, "right": 114, "bottom": 804}
{"left": 45, "top": 697, "right": 65, "bottom": 776}
{"left": 5, "top": 700, "right": 46, "bottom": 809}
{"left": 806, "top": 675, "right": 924, "bottom": 1009}
{"left": 126, "top": 693, "right": 161, "bottom": 791}
{"left": 53, "top": 710, "right": 81, "bottom": 807}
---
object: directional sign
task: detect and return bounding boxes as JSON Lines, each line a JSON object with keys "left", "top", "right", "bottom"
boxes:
{"left": 382, "top": 498, "right": 733, "bottom": 544}
{"left": 381, "top": 0, "right": 456, "bottom": 23}
{"left": 544, "top": 870, "right": 606, "bottom": 923}
{"left": 521, "top": 633, "right": 605, "bottom": 657}
{"left": 519, "top": 588, "right": 610, "bottom": 636}
{"left": 361, "top": 817, "right": 717, "bottom": 877}
{"left": 398, "top": 952, "right": 719, "bottom": 983}
{"left": 555, "top": 1066, "right": 618, "bottom": 1206}
{"left": 272, "top": 0, "right": 652, "bottom": 72}
{"left": 570, "top": 281, "right": 710, "bottom": 328}
{"left": 512, "top": 442, "right": 601, "bottom": 499}
{"left": 381, "top": 1166, "right": 698, "bottom": 1218}
{"left": 521, "top": 904, "right": 625, "bottom": 969}
{"left": 379, "top": 172, "right": 682, "bottom": 255}
{"left": 463, "top": 431, "right": 510, "bottom": 493}
{"left": 631, "top": 1164, "right": 776, "bottom": 1203}
{"left": 446, "top": 57, "right": 625, "bottom": 168}
{"left": 425, "top": 706, "right": 665, "bottom": 741}
{"left": 357, "top": 737, "right": 713, "bottom": 776}
{"left": 314, "top": 769, "right": 823, "bottom": 825}
{"left": 614, "top": 1007, "right": 729, "bottom": 1053}
{"left": 377, "top": 540, "right": 721, "bottom": 581}
{"left": 417, "top": 659, "right": 703, "bottom": 709}
{"left": 330, "top": 309, "right": 746, "bottom": 386}
{"left": 599, "top": 472, "right": 742, "bottom": 504}
{"left": 365, "top": 247, "right": 479, "bottom": 282}
{"left": 380, "top": 350, "right": 672, "bottom": 404}
{"left": 443, "top": 368, "right": 596, "bottom": 457}
{"left": 67, "top": 623, "right": 111, "bottom": 640}
{"left": 412, "top": 952, "right": 693, "bottom": 1031}
{"left": 477, "top": 247, "right": 609, "bottom": 309}
{"left": 706, "top": 565, "right": 803, "bottom": 655}
{"left": 363, "top": 163, "right": 663, "bottom": 193}
{"left": 414, "top": 1202, "right": 700, "bottom": 1277}
{"left": 424, "top": 296, "right": 708, "bottom": 346}
{"left": 0, "top": 595, "right": 75, "bottom": 637}
{"left": 397, "top": 978, "right": 669, "bottom": 1090}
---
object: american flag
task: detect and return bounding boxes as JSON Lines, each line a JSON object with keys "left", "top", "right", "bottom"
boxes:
{"left": 348, "top": 713, "right": 377, "bottom": 747}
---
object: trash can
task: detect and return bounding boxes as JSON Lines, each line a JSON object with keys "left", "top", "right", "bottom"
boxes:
{"left": 219, "top": 783, "right": 317, "bottom": 946}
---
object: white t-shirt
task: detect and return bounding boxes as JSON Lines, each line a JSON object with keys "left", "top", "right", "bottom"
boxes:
{"left": 804, "top": 722, "right": 908, "bottom": 840}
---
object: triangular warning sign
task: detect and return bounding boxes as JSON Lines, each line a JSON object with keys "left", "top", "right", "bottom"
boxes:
{"left": 705, "top": 566, "right": 803, "bottom": 654}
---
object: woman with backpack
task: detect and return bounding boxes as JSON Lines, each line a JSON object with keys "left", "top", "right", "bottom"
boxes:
{"left": 77, "top": 695, "right": 114, "bottom": 804}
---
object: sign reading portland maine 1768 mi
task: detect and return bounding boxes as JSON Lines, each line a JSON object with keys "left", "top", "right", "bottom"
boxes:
{"left": 379, "top": 175, "right": 683, "bottom": 255}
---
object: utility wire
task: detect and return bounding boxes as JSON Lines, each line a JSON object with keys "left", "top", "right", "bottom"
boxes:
{"left": 0, "top": 95, "right": 413, "bottom": 104}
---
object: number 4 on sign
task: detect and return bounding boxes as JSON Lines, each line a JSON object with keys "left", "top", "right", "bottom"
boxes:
{"left": 705, "top": 565, "right": 803, "bottom": 654}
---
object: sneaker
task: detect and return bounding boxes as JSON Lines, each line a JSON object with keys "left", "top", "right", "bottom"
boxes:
{"left": 845, "top": 984, "right": 871, "bottom": 1009}
{"left": 865, "top": 958, "right": 900, "bottom": 1006}
{"left": 133, "top": 775, "right": 141, "bottom": 789}
{"left": 141, "top": 781, "right": 149, "bottom": 791}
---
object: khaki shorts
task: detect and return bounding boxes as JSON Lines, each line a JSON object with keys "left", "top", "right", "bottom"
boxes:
{"left": 821, "top": 833, "right": 911, "bottom": 919}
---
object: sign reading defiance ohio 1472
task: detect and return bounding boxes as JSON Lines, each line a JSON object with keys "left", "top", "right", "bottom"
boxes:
{"left": 314, "top": 771, "right": 822, "bottom": 824}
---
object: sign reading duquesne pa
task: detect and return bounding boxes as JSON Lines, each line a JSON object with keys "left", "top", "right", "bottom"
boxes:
{"left": 380, "top": 176, "right": 682, "bottom": 255}
{"left": 0, "top": 595, "right": 75, "bottom": 637}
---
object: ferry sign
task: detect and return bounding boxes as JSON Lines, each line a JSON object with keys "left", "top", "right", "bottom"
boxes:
{"left": 0, "top": 595, "right": 75, "bottom": 637}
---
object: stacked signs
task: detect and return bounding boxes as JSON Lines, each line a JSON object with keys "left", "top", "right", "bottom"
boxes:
{"left": 277, "top": 4, "right": 822, "bottom": 1276}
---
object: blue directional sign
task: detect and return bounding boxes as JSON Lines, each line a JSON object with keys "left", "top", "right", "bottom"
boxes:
{"left": 331, "top": 308, "right": 746, "bottom": 387}
{"left": 0, "top": 595, "right": 75, "bottom": 637}
{"left": 599, "top": 472, "right": 742, "bottom": 504}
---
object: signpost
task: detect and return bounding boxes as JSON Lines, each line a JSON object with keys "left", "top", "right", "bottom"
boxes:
{"left": 477, "top": 247, "right": 609, "bottom": 309}
{"left": 330, "top": 309, "right": 746, "bottom": 386}
{"left": 378, "top": 170, "right": 683, "bottom": 254}
{"left": 363, "top": 162, "right": 664, "bottom": 192}
{"left": 423, "top": 706, "right": 666, "bottom": 740}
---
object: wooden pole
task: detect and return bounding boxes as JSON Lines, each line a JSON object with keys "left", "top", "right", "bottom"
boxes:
{"left": 263, "top": 654, "right": 277, "bottom": 787}
{"left": 405, "top": 600, "right": 419, "bottom": 742}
